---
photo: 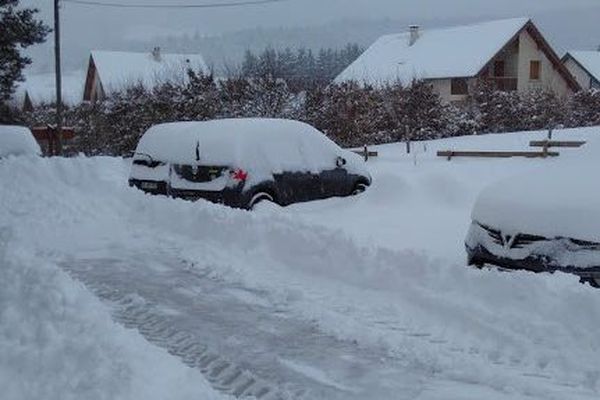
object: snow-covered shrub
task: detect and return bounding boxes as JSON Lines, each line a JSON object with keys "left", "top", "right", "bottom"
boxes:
{"left": 566, "top": 89, "right": 600, "bottom": 128}
{"left": 468, "top": 81, "right": 570, "bottom": 134}
{"left": 304, "top": 81, "right": 383, "bottom": 146}
{"left": 379, "top": 80, "right": 453, "bottom": 141}
{"left": 18, "top": 74, "right": 600, "bottom": 156}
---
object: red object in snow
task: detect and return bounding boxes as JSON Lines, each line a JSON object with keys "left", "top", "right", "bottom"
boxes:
{"left": 231, "top": 169, "right": 248, "bottom": 181}
{"left": 31, "top": 125, "right": 75, "bottom": 156}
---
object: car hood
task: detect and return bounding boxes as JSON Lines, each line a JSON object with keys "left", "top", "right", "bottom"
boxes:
{"left": 472, "top": 163, "right": 600, "bottom": 243}
{"left": 0, "top": 126, "right": 41, "bottom": 157}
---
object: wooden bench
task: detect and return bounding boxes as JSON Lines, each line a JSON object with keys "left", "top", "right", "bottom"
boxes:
{"left": 351, "top": 145, "right": 379, "bottom": 161}
{"left": 529, "top": 140, "right": 586, "bottom": 148}
{"left": 437, "top": 150, "right": 559, "bottom": 161}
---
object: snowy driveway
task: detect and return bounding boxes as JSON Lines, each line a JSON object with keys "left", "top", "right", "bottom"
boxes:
{"left": 60, "top": 247, "right": 426, "bottom": 400}
{"left": 2, "top": 127, "right": 600, "bottom": 400}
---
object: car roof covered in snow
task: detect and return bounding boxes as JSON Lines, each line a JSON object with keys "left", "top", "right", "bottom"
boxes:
{"left": 0, "top": 125, "right": 41, "bottom": 157}
{"left": 134, "top": 119, "right": 352, "bottom": 174}
{"left": 91, "top": 50, "right": 209, "bottom": 93}
{"left": 335, "top": 17, "right": 530, "bottom": 86}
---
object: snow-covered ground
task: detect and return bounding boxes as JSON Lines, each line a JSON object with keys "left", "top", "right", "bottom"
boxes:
{"left": 1, "top": 126, "right": 599, "bottom": 400}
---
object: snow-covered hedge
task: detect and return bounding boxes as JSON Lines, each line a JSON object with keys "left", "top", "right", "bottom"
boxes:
{"left": 18, "top": 71, "right": 600, "bottom": 156}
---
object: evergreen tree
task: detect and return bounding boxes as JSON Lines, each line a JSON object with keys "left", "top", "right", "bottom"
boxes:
{"left": 0, "top": 0, "right": 49, "bottom": 104}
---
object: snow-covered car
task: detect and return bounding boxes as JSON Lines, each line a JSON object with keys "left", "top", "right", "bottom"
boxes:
{"left": 128, "top": 118, "right": 371, "bottom": 209}
{"left": 465, "top": 166, "right": 600, "bottom": 287}
{"left": 0, "top": 125, "right": 41, "bottom": 158}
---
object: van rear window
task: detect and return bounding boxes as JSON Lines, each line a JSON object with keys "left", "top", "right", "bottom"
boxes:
{"left": 173, "top": 165, "right": 227, "bottom": 183}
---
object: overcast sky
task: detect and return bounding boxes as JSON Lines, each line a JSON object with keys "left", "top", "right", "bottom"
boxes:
{"left": 21, "top": 0, "right": 600, "bottom": 72}
{"left": 23, "top": 0, "right": 597, "bottom": 39}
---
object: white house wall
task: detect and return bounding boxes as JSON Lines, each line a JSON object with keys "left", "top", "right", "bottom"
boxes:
{"left": 564, "top": 58, "right": 593, "bottom": 90}
{"left": 516, "top": 31, "right": 571, "bottom": 96}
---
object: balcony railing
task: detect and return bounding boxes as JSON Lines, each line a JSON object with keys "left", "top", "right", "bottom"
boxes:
{"left": 487, "top": 77, "right": 518, "bottom": 92}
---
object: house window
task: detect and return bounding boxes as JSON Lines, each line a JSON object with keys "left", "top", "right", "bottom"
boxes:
{"left": 451, "top": 78, "right": 469, "bottom": 95}
{"left": 494, "top": 60, "right": 505, "bottom": 77}
{"left": 530, "top": 60, "right": 541, "bottom": 80}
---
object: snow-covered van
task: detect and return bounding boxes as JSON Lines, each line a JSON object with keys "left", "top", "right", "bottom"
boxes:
{"left": 128, "top": 118, "right": 371, "bottom": 209}
{"left": 466, "top": 163, "right": 600, "bottom": 287}
{"left": 0, "top": 125, "right": 41, "bottom": 158}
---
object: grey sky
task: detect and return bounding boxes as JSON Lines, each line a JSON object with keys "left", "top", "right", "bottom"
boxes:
{"left": 23, "top": 0, "right": 597, "bottom": 38}
{"left": 20, "top": 0, "right": 600, "bottom": 72}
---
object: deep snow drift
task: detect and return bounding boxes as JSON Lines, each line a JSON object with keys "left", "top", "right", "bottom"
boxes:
{"left": 1, "top": 126, "right": 600, "bottom": 399}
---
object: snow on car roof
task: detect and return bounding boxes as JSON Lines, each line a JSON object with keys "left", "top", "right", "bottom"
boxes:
{"left": 134, "top": 119, "right": 351, "bottom": 180}
{"left": 472, "top": 162, "right": 600, "bottom": 243}
{"left": 0, "top": 125, "right": 41, "bottom": 157}
{"left": 335, "top": 17, "right": 530, "bottom": 86}
{"left": 91, "top": 50, "right": 209, "bottom": 94}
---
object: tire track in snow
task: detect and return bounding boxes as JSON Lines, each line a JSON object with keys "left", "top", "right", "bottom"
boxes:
{"left": 63, "top": 261, "right": 298, "bottom": 400}
{"left": 60, "top": 248, "right": 591, "bottom": 400}
{"left": 60, "top": 251, "right": 429, "bottom": 400}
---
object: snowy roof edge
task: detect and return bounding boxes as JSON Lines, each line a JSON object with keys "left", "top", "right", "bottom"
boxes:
{"left": 335, "top": 17, "right": 534, "bottom": 85}
{"left": 563, "top": 51, "right": 600, "bottom": 81}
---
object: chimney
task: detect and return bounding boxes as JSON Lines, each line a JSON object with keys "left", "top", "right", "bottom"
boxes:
{"left": 409, "top": 25, "right": 420, "bottom": 46}
{"left": 151, "top": 47, "right": 162, "bottom": 62}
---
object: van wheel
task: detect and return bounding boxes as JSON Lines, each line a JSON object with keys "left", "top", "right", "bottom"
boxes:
{"left": 352, "top": 182, "right": 368, "bottom": 195}
{"left": 248, "top": 192, "right": 275, "bottom": 210}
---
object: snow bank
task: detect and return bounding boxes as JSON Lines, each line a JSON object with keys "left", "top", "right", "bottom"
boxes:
{"left": 0, "top": 125, "right": 41, "bottom": 157}
{"left": 0, "top": 225, "right": 228, "bottom": 398}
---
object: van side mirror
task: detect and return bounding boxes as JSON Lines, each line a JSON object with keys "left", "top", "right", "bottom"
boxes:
{"left": 336, "top": 156, "right": 347, "bottom": 168}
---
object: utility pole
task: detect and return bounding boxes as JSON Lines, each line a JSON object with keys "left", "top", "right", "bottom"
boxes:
{"left": 54, "top": 0, "right": 63, "bottom": 156}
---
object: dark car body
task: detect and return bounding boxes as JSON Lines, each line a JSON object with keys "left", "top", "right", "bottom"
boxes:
{"left": 128, "top": 119, "right": 371, "bottom": 209}
{"left": 466, "top": 221, "right": 600, "bottom": 287}
{"left": 465, "top": 160, "right": 600, "bottom": 287}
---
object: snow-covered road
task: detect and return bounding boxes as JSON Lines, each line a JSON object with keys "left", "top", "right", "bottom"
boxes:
{"left": 2, "top": 127, "right": 600, "bottom": 400}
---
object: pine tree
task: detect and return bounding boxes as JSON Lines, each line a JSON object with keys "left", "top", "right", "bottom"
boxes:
{"left": 0, "top": 0, "right": 49, "bottom": 104}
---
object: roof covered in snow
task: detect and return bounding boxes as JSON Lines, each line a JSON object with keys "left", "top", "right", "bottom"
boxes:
{"left": 335, "top": 17, "right": 530, "bottom": 85}
{"left": 90, "top": 50, "right": 209, "bottom": 93}
{"left": 564, "top": 51, "right": 600, "bottom": 82}
{"left": 11, "top": 70, "right": 85, "bottom": 107}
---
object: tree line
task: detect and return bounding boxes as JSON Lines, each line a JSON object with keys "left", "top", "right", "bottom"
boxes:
{"left": 238, "top": 44, "right": 364, "bottom": 91}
